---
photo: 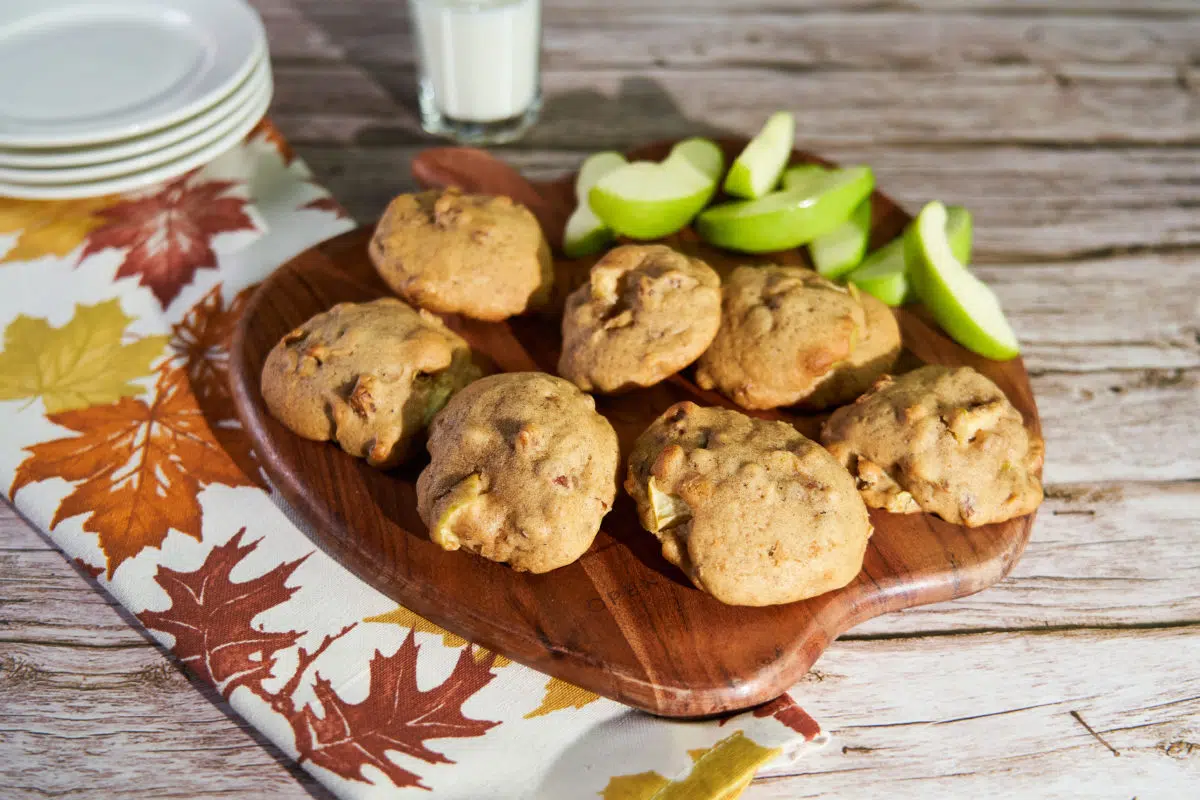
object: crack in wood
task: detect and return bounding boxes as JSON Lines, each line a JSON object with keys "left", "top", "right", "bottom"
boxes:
{"left": 1070, "top": 710, "right": 1121, "bottom": 756}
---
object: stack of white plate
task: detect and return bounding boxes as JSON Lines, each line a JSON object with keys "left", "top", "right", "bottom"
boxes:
{"left": 0, "top": 0, "right": 271, "bottom": 200}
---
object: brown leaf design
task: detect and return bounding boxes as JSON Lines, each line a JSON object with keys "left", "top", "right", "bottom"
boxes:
{"left": 11, "top": 364, "right": 257, "bottom": 577}
{"left": 250, "top": 118, "right": 296, "bottom": 165}
{"left": 744, "top": 692, "right": 822, "bottom": 740}
{"left": 138, "top": 530, "right": 307, "bottom": 698}
{"left": 80, "top": 172, "right": 257, "bottom": 308}
{"left": 292, "top": 632, "right": 500, "bottom": 789}
{"left": 168, "top": 283, "right": 263, "bottom": 485}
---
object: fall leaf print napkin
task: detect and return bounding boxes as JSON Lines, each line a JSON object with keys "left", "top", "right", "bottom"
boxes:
{"left": 0, "top": 120, "right": 828, "bottom": 799}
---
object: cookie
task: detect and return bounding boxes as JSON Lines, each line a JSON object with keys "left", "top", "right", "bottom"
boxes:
{"left": 369, "top": 187, "right": 554, "bottom": 321}
{"left": 799, "top": 291, "right": 901, "bottom": 410}
{"left": 821, "top": 365, "right": 1044, "bottom": 527}
{"left": 695, "top": 265, "right": 865, "bottom": 410}
{"left": 261, "top": 297, "right": 482, "bottom": 468}
{"left": 558, "top": 244, "right": 722, "bottom": 393}
{"left": 416, "top": 373, "right": 619, "bottom": 573}
{"left": 626, "top": 402, "right": 873, "bottom": 606}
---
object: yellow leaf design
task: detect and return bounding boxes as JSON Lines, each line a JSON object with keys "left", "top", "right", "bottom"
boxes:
{"left": 0, "top": 196, "right": 115, "bottom": 264}
{"left": 364, "top": 605, "right": 511, "bottom": 666}
{"left": 601, "top": 732, "right": 778, "bottom": 800}
{"left": 525, "top": 676, "right": 600, "bottom": 718}
{"left": 600, "top": 771, "right": 670, "bottom": 800}
{"left": 0, "top": 299, "right": 168, "bottom": 413}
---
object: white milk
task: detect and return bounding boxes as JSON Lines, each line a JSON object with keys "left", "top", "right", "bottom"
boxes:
{"left": 410, "top": 0, "right": 541, "bottom": 123}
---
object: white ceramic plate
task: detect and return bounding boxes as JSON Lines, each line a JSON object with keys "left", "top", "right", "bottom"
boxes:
{"left": 0, "top": 0, "right": 265, "bottom": 148}
{"left": 0, "top": 78, "right": 272, "bottom": 200}
{"left": 0, "top": 58, "right": 269, "bottom": 183}
{"left": 0, "top": 54, "right": 268, "bottom": 169}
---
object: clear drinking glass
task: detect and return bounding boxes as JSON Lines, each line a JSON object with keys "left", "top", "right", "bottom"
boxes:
{"left": 408, "top": 0, "right": 543, "bottom": 144}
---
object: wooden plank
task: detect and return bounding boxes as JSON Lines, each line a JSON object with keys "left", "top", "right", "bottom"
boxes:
{"left": 850, "top": 481, "right": 1200, "bottom": 635}
{"left": 273, "top": 6, "right": 1200, "bottom": 73}
{"left": 751, "top": 626, "right": 1200, "bottom": 798}
{"left": 268, "top": 62, "right": 1200, "bottom": 148}
{"left": 290, "top": 144, "right": 1200, "bottom": 262}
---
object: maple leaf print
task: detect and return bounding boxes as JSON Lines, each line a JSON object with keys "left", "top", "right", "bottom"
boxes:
{"left": 301, "top": 195, "right": 350, "bottom": 219}
{"left": 80, "top": 172, "right": 257, "bottom": 308}
{"left": 524, "top": 677, "right": 600, "bottom": 719}
{"left": 11, "top": 364, "right": 257, "bottom": 577}
{"left": 363, "top": 605, "right": 511, "bottom": 666}
{"left": 293, "top": 631, "right": 500, "bottom": 790}
{"left": 721, "top": 692, "right": 821, "bottom": 740}
{"left": 139, "top": 530, "right": 307, "bottom": 698}
{"left": 168, "top": 283, "right": 263, "bottom": 485}
{"left": 0, "top": 298, "right": 167, "bottom": 413}
{"left": 249, "top": 118, "right": 296, "bottom": 165}
{"left": 0, "top": 195, "right": 115, "bottom": 264}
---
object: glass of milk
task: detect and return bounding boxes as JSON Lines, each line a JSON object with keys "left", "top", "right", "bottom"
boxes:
{"left": 408, "top": 0, "right": 542, "bottom": 144}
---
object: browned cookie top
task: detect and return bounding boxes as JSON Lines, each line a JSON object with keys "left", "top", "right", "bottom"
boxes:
{"left": 369, "top": 187, "right": 554, "bottom": 321}
{"left": 626, "top": 402, "right": 873, "bottom": 606}
{"left": 416, "top": 372, "right": 619, "bottom": 573}
{"left": 799, "top": 290, "right": 901, "bottom": 410}
{"left": 695, "top": 265, "right": 865, "bottom": 410}
{"left": 558, "top": 244, "right": 722, "bottom": 393}
{"left": 821, "top": 365, "right": 1044, "bottom": 527}
{"left": 260, "top": 297, "right": 482, "bottom": 468}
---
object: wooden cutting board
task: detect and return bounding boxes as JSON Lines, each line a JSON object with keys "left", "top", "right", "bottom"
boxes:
{"left": 229, "top": 139, "right": 1041, "bottom": 718}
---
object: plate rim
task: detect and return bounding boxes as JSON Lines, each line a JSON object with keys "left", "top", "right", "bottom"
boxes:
{"left": 0, "top": 0, "right": 266, "bottom": 148}
{"left": 0, "top": 53, "right": 268, "bottom": 169}
{"left": 0, "top": 76, "right": 272, "bottom": 200}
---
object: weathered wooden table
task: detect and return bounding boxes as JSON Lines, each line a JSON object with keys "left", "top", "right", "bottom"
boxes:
{"left": 3, "top": 1, "right": 1198, "bottom": 797}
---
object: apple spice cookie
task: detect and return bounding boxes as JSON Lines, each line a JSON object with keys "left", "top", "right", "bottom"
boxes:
{"left": 261, "top": 297, "right": 483, "bottom": 469}
{"left": 558, "top": 244, "right": 722, "bottom": 393}
{"left": 625, "top": 401, "right": 873, "bottom": 606}
{"left": 416, "top": 373, "right": 619, "bottom": 573}
{"left": 369, "top": 187, "right": 554, "bottom": 321}
{"left": 798, "top": 290, "right": 901, "bottom": 410}
{"left": 821, "top": 365, "right": 1044, "bottom": 527}
{"left": 694, "top": 265, "right": 865, "bottom": 410}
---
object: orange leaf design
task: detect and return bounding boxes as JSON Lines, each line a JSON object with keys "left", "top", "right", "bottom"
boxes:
{"left": 11, "top": 364, "right": 257, "bottom": 577}
{"left": 293, "top": 632, "right": 500, "bottom": 789}
{"left": 250, "top": 118, "right": 296, "bottom": 165}
{"left": 168, "top": 283, "right": 263, "bottom": 485}
{"left": 80, "top": 172, "right": 257, "bottom": 308}
{"left": 139, "top": 530, "right": 307, "bottom": 697}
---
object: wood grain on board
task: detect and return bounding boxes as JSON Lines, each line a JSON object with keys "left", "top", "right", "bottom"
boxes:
{"left": 228, "top": 141, "right": 1041, "bottom": 717}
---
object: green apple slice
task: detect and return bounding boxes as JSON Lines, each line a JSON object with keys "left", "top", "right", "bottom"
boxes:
{"left": 781, "top": 163, "right": 827, "bottom": 189}
{"left": 431, "top": 473, "right": 484, "bottom": 551}
{"left": 906, "top": 201, "right": 1019, "bottom": 360}
{"left": 697, "top": 165, "right": 874, "bottom": 253}
{"left": 724, "top": 111, "right": 795, "bottom": 199}
{"left": 590, "top": 157, "right": 716, "bottom": 240}
{"left": 847, "top": 204, "right": 973, "bottom": 307}
{"left": 563, "top": 151, "right": 627, "bottom": 258}
{"left": 667, "top": 137, "right": 724, "bottom": 181}
{"left": 810, "top": 199, "right": 872, "bottom": 279}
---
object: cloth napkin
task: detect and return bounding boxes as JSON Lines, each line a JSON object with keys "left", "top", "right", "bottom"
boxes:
{"left": 0, "top": 121, "right": 827, "bottom": 799}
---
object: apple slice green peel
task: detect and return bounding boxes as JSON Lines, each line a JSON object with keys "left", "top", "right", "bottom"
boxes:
{"left": 809, "top": 199, "right": 871, "bottom": 279}
{"left": 724, "top": 111, "right": 794, "bottom": 199}
{"left": 588, "top": 138, "right": 723, "bottom": 240}
{"left": 848, "top": 205, "right": 972, "bottom": 307}
{"left": 563, "top": 151, "right": 627, "bottom": 257}
{"left": 906, "top": 201, "right": 1018, "bottom": 360}
{"left": 697, "top": 165, "right": 874, "bottom": 253}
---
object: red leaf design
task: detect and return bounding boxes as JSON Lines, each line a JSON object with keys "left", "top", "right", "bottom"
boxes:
{"left": 80, "top": 172, "right": 257, "bottom": 308}
{"left": 138, "top": 530, "right": 307, "bottom": 699}
{"left": 74, "top": 557, "right": 104, "bottom": 581}
{"left": 168, "top": 283, "right": 264, "bottom": 485}
{"left": 752, "top": 693, "right": 822, "bottom": 740}
{"left": 293, "top": 632, "right": 500, "bottom": 789}
{"left": 301, "top": 195, "right": 350, "bottom": 219}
